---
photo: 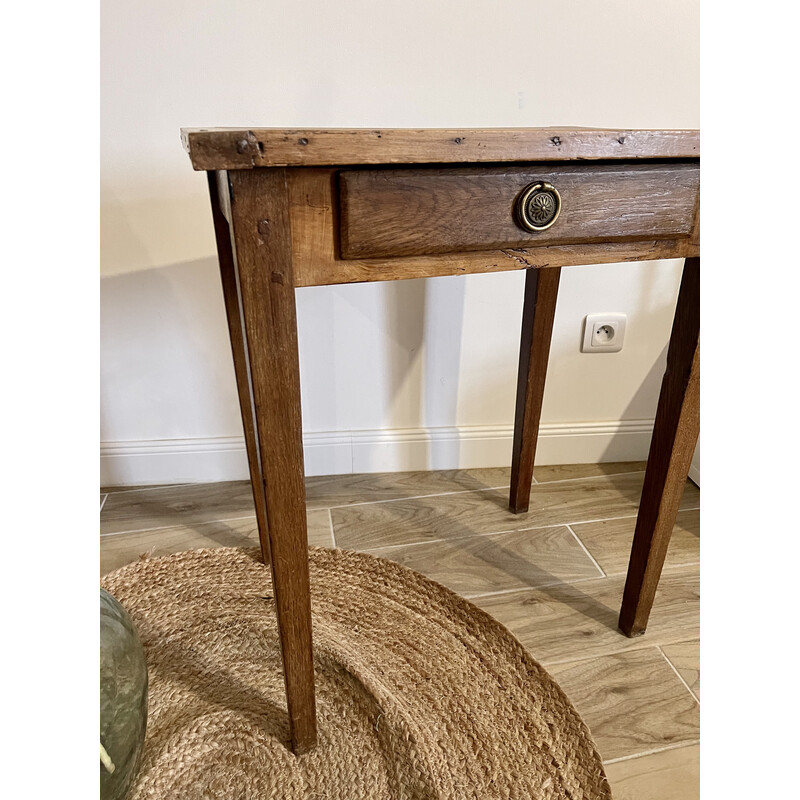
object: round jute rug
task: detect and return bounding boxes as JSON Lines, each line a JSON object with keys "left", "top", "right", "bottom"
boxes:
{"left": 101, "top": 546, "right": 612, "bottom": 800}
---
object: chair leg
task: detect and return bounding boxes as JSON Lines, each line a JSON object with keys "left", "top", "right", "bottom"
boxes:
{"left": 226, "top": 167, "right": 317, "bottom": 754}
{"left": 619, "top": 257, "right": 700, "bottom": 637}
{"left": 509, "top": 267, "right": 561, "bottom": 513}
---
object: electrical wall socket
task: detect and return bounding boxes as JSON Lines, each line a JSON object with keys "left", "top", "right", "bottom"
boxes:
{"left": 581, "top": 313, "right": 627, "bottom": 353}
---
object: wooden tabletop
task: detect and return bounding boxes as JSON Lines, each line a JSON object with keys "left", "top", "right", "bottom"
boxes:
{"left": 181, "top": 127, "right": 700, "bottom": 171}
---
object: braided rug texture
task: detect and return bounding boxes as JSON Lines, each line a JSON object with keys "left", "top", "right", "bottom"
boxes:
{"left": 101, "top": 546, "right": 612, "bottom": 800}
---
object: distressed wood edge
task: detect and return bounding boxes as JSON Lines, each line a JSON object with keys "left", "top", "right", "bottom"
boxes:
{"left": 294, "top": 240, "right": 701, "bottom": 287}
{"left": 689, "top": 187, "right": 701, "bottom": 247}
{"left": 182, "top": 127, "right": 700, "bottom": 170}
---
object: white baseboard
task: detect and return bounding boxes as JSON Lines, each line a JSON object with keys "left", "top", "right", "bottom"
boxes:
{"left": 100, "top": 419, "right": 656, "bottom": 487}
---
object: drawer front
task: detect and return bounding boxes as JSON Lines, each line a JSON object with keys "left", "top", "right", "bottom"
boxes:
{"left": 338, "top": 162, "right": 699, "bottom": 260}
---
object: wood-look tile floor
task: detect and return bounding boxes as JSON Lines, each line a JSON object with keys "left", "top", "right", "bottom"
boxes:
{"left": 101, "top": 462, "right": 699, "bottom": 798}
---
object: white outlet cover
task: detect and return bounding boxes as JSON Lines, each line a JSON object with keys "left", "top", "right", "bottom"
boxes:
{"left": 582, "top": 313, "right": 627, "bottom": 353}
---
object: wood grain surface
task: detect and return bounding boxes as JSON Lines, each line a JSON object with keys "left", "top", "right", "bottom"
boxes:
{"left": 330, "top": 472, "right": 700, "bottom": 551}
{"left": 287, "top": 168, "right": 700, "bottom": 286}
{"left": 338, "top": 162, "right": 699, "bottom": 259}
{"left": 100, "top": 480, "right": 259, "bottom": 534}
{"left": 532, "top": 462, "right": 646, "bottom": 483}
{"left": 510, "top": 267, "right": 561, "bottom": 513}
{"left": 619, "top": 257, "right": 700, "bottom": 637}
{"left": 228, "top": 168, "right": 317, "bottom": 753}
{"left": 548, "top": 648, "right": 700, "bottom": 761}
{"left": 207, "top": 171, "right": 271, "bottom": 561}
{"left": 306, "top": 467, "right": 510, "bottom": 509}
{"left": 661, "top": 641, "right": 700, "bottom": 700}
{"left": 572, "top": 508, "right": 700, "bottom": 576}
{"left": 100, "top": 510, "right": 334, "bottom": 577}
{"left": 100, "top": 463, "right": 645, "bottom": 516}
{"left": 604, "top": 744, "right": 699, "bottom": 799}
{"left": 182, "top": 127, "right": 700, "bottom": 170}
{"left": 473, "top": 567, "right": 699, "bottom": 666}
{"left": 363, "top": 525, "right": 602, "bottom": 596}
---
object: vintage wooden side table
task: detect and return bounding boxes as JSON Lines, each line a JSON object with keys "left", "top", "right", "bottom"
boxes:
{"left": 181, "top": 127, "right": 700, "bottom": 753}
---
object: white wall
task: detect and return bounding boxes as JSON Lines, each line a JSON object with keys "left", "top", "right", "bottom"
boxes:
{"left": 100, "top": 0, "right": 700, "bottom": 485}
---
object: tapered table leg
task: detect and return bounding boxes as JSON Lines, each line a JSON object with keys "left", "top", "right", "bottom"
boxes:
{"left": 509, "top": 267, "right": 561, "bottom": 513}
{"left": 224, "top": 167, "right": 317, "bottom": 753}
{"left": 619, "top": 257, "right": 700, "bottom": 637}
{"left": 207, "top": 171, "right": 271, "bottom": 563}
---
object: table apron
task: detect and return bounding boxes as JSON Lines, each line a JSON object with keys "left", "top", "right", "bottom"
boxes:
{"left": 283, "top": 166, "right": 699, "bottom": 287}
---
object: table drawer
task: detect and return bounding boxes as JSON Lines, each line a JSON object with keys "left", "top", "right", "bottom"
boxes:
{"left": 337, "top": 162, "right": 699, "bottom": 260}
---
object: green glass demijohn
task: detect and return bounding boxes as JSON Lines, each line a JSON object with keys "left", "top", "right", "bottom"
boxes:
{"left": 100, "top": 588, "right": 148, "bottom": 800}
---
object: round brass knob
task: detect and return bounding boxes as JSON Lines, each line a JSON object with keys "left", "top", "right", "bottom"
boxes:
{"left": 516, "top": 181, "right": 562, "bottom": 232}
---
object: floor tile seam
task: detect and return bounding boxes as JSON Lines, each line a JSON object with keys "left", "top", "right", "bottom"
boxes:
{"left": 99, "top": 514, "right": 259, "bottom": 538}
{"left": 327, "top": 508, "right": 336, "bottom": 548}
{"left": 538, "top": 637, "right": 697, "bottom": 668}
{"left": 534, "top": 469, "right": 645, "bottom": 486}
{"left": 459, "top": 574, "right": 609, "bottom": 600}
{"left": 657, "top": 645, "right": 700, "bottom": 705}
{"left": 352, "top": 521, "right": 581, "bottom": 555}
{"left": 565, "top": 505, "right": 700, "bottom": 532}
{"left": 102, "top": 506, "right": 678, "bottom": 546}
{"left": 98, "top": 466, "right": 648, "bottom": 500}
{"left": 335, "top": 509, "right": 676, "bottom": 551}
{"left": 468, "top": 561, "right": 701, "bottom": 612}
{"left": 99, "top": 471, "right": 693, "bottom": 508}
{"left": 326, "top": 484, "right": 512, "bottom": 510}
{"left": 565, "top": 524, "right": 606, "bottom": 578}
{"left": 603, "top": 561, "right": 700, "bottom": 579}
{"left": 348, "top": 515, "right": 641, "bottom": 553}
{"left": 602, "top": 739, "right": 700, "bottom": 765}
{"left": 100, "top": 482, "right": 195, "bottom": 496}
{"left": 325, "top": 470, "right": 694, "bottom": 512}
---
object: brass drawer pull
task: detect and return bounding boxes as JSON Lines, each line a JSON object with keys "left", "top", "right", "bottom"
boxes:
{"left": 516, "top": 181, "right": 561, "bottom": 232}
